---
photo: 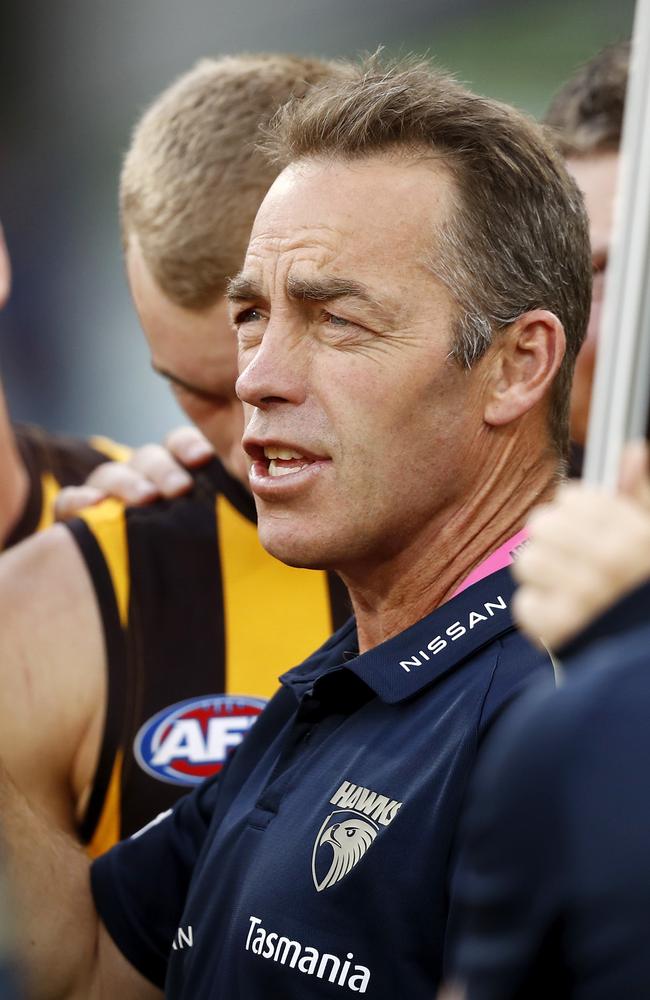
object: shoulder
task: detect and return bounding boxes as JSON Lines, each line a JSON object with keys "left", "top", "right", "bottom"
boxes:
{"left": 7, "top": 424, "right": 129, "bottom": 545}
{"left": 478, "top": 626, "right": 555, "bottom": 735}
{"left": 66, "top": 470, "right": 220, "bottom": 554}
{"left": 0, "top": 519, "right": 93, "bottom": 593}
{"left": 13, "top": 422, "right": 126, "bottom": 484}
{"left": 0, "top": 523, "right": 104, "bottom": 666}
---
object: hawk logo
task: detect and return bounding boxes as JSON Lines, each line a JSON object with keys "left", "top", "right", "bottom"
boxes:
{"left": 312, "top": 812, "right": 378, "bottom": 892}
{"left": 311, "top": 780, "right": 402, "bottom": 892}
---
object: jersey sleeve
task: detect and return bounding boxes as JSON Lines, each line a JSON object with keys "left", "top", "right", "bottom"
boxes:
{"left": 91, "top": 774, "right": 221, "bottom": 988}
{"left": 446, "top": 686, "right": 568, "bottom": 999}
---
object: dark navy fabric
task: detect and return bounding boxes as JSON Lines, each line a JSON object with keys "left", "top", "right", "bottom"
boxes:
{"left": 91, "top": 567, "right": 552, "bottom": 998}
{"left": 558, "top": 576, "right": 650, "bottom": 663}
{"left": 450, "top": 582, "right": 650, "bottom": 1000}
{"left": 0, "top": 967, "right": 20, "bottom": 1000}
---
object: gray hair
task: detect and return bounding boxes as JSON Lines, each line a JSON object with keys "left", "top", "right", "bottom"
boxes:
{"left": 263, "top": 55, "right": 592, "bottom": 458}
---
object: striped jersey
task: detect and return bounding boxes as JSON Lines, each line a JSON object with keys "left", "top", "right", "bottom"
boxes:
{"left": 66, "top": 458, "right": 351, "bottom": 855}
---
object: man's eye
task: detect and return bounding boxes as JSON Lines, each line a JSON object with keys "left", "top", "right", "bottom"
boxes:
{"left": 170, "top": 383, "right": 230, "bottom": 408}
{"left": 324, "top": 312, "right": 351, "bottom": 327}
{"left": 234, "top": 307, "right": 263, "bottom": 325}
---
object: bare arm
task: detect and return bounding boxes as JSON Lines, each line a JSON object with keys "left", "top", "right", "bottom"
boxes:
{"left": 0, "top": 532, "right": 164, "bottom": 996}
{"left": 0, "top": 525, "right": 105, "bottom": 831}
{"left": 0, "top": 762, "right": 161, "bottom": 999}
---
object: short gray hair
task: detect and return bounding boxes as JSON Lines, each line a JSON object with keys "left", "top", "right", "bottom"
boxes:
{"left": 263, "top": 55, "right": 592, "bottom": 459}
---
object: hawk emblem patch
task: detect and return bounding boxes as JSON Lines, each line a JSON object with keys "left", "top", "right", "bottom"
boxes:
{"left": 311, "top": 779, "right": 403, "bottom": 892}
{"left": 312, "top": 811, "right": 379, "bottom": 892}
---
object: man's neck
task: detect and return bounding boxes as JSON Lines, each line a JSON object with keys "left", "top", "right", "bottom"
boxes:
{"left": 0, "top": 385, "right": 29, "bottom": 547}
{"left": 342, "top": 441, "right": 560, "bottom": 653}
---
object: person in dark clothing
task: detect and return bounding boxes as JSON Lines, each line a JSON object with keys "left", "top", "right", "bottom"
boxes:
{"left": 445, "top": 441, "right": 650, "bottom": 999}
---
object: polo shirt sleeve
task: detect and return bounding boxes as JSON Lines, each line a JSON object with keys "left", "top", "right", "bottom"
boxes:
{"left": 91, "top": 772, "right": 221, "bottom": 989}
{"left": 477, "top": 630, "right": 554, "bottom": 735}
{"left": 446, "top": 686, "right": 568, "bottom": 999}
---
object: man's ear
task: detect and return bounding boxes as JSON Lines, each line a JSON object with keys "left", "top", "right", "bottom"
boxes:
{"left": 483, "top": 310, "right": 566, "bottom": 427}
{"left": 0, "top": 224, "right": 11, "bottom": 310}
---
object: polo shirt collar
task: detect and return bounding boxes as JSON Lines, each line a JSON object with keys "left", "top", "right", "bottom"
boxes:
{"left": 282, "top": 567, "right": 517, "bottom": 705}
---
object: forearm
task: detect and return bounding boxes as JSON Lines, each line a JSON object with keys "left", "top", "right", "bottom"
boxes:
{"left": 0, "top": 761, "right": 99, "bottom": 999}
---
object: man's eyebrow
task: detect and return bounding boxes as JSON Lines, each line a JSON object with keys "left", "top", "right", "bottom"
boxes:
{"left": 227, "top": 274, "right": 374, "bottom": 304}
{"left": 227, "top": 275, "right": 263, "bottom": 302}
{"left": 287, "top": 275, "right": 401, "bottom": 327}
{"left": 286, "top": 274, "right": 378, "bottom": 306}
{"left": 227, "top": 271, "right": 398, "bottom": 325}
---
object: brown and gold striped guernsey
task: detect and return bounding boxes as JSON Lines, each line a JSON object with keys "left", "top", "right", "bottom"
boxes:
{"left": 65, "top": 458, "right": 351, "bottom": 855}
{"left": 5, "top": 423, "right": 129, "bottom": 548}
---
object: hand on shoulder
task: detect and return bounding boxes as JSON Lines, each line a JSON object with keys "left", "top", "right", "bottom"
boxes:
{"left": 54, "top": 425, "right": 215, "bottom": 519}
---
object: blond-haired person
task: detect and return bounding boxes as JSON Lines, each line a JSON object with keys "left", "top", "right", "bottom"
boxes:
{"left": 0, "top": 54, "right": 351, "bottom": 852}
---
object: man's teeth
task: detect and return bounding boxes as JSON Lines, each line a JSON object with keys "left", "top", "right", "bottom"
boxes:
{"left": 264, "top": 447, "right": 305, "bottom": 460}
{"left": 263, "top": 447, "right": 312, "bottom": 478}
{"left": 268, "top": 462, "right": 310, "bottom": 477}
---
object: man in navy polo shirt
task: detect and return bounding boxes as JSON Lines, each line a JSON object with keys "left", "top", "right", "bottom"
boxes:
{"left": 0, "top": 58, "right": 592, "bottom": 998}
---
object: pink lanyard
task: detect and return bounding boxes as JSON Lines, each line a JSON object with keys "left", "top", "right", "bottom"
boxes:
{"left": 452, "top": 528, "right": 528, "bottom": 598}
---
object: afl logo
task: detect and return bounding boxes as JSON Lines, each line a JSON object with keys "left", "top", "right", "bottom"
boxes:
{"left": 134, "top": 694, "right": 267, "bottom": 786}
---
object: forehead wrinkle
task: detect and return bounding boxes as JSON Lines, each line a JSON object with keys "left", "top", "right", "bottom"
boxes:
{"left": 226, "top": 233, "right": 342, "bottom": 303}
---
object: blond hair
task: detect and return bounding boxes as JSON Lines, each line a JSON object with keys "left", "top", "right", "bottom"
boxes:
{"left": 263, "top": 56, "right": 592, "bottom": 458}
{"left": 120, "top": 54, "right": 347, "bottom": 309}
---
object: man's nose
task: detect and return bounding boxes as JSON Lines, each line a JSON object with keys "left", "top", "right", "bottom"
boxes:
{"left": 236, "top": 324, "right": 307, "bottom": 409}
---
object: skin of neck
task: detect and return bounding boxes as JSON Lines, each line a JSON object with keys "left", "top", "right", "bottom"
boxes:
{"left": 343, "top": 421, "right": 561, "bottom": 653}
{"left": 0, "top": 381, "right": 29, "bottom": 547}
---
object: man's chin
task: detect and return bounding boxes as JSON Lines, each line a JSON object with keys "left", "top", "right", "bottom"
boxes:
{"left": 258, "top": 524, "right": 333, "bottom": 571}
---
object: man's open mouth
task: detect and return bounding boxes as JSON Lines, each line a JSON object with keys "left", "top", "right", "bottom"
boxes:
{"left": 264, "top": 447, "right": 314, "bottom": 478}
{"left": 244, "top": 442, "right": 329, "bottom": 484}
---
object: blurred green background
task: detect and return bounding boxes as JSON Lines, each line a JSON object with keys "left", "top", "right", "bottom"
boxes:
{"left": 403, "top": 0, "right": 635, "bottom": 114}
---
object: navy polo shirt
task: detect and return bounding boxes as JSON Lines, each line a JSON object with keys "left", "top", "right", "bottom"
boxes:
{"left": 92, "top": 566, "right": 552, "bottom": 998}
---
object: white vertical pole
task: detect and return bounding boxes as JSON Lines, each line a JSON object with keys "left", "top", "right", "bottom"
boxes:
{"left": 583, "top": 0, "right": 650, "bottom": 487}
